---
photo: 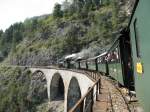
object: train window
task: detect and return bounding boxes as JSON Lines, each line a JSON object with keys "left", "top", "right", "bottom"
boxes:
{"left": 98, "top": 58, "right": 101, "bottom": 63}
{"left": 133, "top": 19, "right": 141, "bottom": 58}
{"left": 115, "top": 47, "right": 120, "bottom": 62}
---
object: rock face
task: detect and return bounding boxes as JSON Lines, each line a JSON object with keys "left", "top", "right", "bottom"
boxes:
{"left": 11, "top": 50, "right": 55, "bottom": 66}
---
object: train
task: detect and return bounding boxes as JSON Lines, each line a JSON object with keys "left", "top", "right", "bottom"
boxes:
{"left": 74, "top": 33, "right": 135, "bottom": 91}
{"left": 62, "top": 0, "right": 150, "bottom": 111}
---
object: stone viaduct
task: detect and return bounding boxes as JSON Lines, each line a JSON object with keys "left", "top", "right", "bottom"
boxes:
{"left": 29, "top": 67, "right": 95, "bottom": 112}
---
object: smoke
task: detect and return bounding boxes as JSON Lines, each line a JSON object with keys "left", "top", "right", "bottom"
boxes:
{"left": 74, "top": 47, "right": 105, "bottom": 60}
{"left": 64, "top": 44, "right": 111, "bottom": 61}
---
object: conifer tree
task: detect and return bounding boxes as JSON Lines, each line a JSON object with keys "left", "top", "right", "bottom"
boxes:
{"left": 53, "top": 3, "right": 63, "bottom": 18}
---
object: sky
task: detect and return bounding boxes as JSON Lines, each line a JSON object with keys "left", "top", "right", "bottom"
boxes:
{"left": 0, "top": 0, "right": 64, "bottom": 31}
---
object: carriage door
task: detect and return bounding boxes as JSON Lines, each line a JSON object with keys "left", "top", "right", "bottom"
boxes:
{"left": 120, "top": 29, "right": 135, "bottom": 91}
{"left": 124, "top": 30, "right": 135, "bottom": 91}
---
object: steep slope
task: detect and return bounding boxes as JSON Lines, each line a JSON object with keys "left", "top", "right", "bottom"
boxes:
{"left": 0, "top": 0, "right": 134, "bottom": 66}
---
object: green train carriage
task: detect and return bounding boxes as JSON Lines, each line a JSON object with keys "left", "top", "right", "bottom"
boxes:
{"left": 97, "top": 52, "right": 108, "bottom": 74}
{"left": 87, "top": 58, "right": 97, "bottom": 71}
{"left": 107, "top": 39, "right": 124, "bottom": 85}
{"left": 79, "top": 53, "right": 108, "bottom": 73}
{"left": 86, "top": 52, "right": 108, "bottom": 73}
{"left": 80, "top": 60, "right": 88, "bottom": 69}
{"left": 127, "top": 0, "right": 150, "bottom": 111}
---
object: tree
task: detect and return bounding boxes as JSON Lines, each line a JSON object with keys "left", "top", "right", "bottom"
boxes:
{"left": 0, "top": 30, "right": 3, "bottom": 37}
{"left": 111, "top": 0, "right": 119, "bottom": 29}
{"left": 92, "top": 0, "right": 100, "bottom": 9}
{"left": 84, "top": 0, "right": 93, "bottom": 11}
{"left": 62, "top": 0, "right": 71, "bottom": 11}
{"left": 77, "top": 0, "right": 84, "bottom": 12}
{"left": 3, "top": 25, "right": 13, "bottom": 42}
{"left": 62, "top": 1, "right": 71, "bottom": 17}
{"left": 53, "top": 3, "right": 63, "bottom": 18}
{"left": 73, "top": 0, "right": 85, "bottom": 12}
{"left": 64, "top": 25, "right": 80, "bottom": 53}
{"left": 67, "top": 4, "right": 76, "bottom": 17}
{"left": 32, "top": 19, "right": 38, "bottom": 30}
{"left": 0, "top": 30, "right": 3, "bottom": 47}
{"left": 102, "top": 0, "right": 110, "bottom": 6}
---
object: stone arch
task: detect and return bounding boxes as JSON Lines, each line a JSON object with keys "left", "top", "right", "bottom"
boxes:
{"left": 28, "top": 70, "right": 48, "bottom": 104}
{"left": 50, "top": 72, "right": 65, "bottom": 101}
{"left": 67, "top": 77, "right": 83, "bottom": 112}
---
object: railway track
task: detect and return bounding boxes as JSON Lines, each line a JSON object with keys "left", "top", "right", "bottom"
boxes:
{"left": 98, "top": 75, "right": 143, "bottom": 112}
{"left": 93, "top": 75, "right": 132, "bottom": 112}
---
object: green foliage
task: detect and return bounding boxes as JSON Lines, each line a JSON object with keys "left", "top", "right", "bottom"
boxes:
{"left": 93, "top": 0, "right": 100, "bottom": 9}
{"left": 64, "top": 25, "right": 80, "bottom": 53}
{"left": 102, "top": 0, "right": 110, "bottom": 6}
{"left": 0, "top": 23, "right": 24, "bottom": 61}
{"left": 84, "top": 0, "right": 93, "bottom": 11}
{"left": 59, "top": 0, "right": 101, "bottom": 19}
{"left": 0, "top": 30, "right": 3, "bottom": 37}
{"left": 0, "top": 67, "right": 32, "bottom": 112}
{"left": 53, "top": 3, "right": 63, "bottom": 18}
{"left": 0, "top": 66, "right": 49, "bottom": 111}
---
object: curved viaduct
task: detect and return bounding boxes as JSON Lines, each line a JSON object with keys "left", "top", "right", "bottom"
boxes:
{"left": 29, "top": 68, "right": 95, "bottom": 112}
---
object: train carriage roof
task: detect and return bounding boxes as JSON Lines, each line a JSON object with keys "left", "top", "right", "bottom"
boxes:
{"left": 87, "top": 51, "right": 108, "bottom": 61}
{"left": 127, "top": 0, "right": 139, "bottom": 29}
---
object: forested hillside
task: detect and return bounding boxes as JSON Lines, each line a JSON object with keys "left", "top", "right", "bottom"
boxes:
{"left": 0, "top": 0, "right": 134, "bottom": 66}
